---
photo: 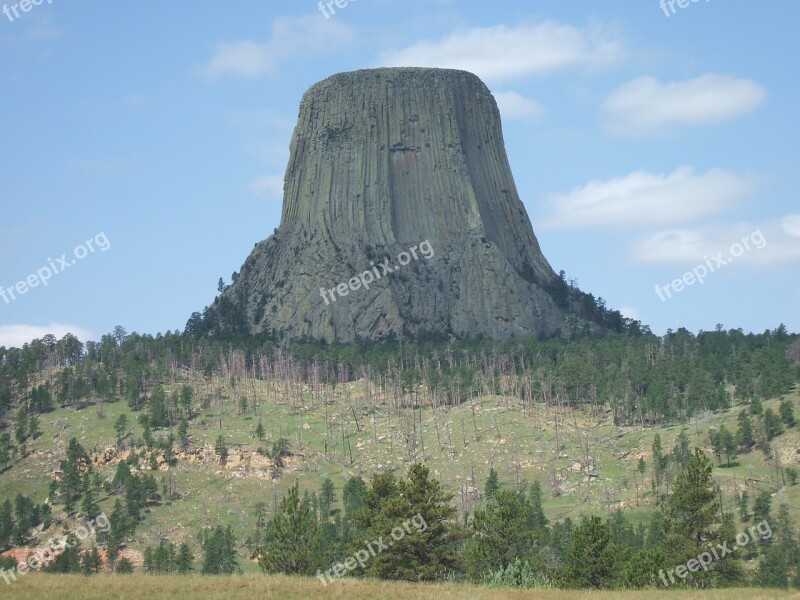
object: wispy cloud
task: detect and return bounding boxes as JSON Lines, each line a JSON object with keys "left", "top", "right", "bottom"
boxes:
{"left": 493, "top": 91, "right": 544, "bottom": 121}
{"left": 633, "top": 216, "right": 800, "bottom": 267}
{"left": 248, "top": 174, "right": 284, "bottom": 200}
{"left": 0, "top": 324, "right": 94, "bottom": 349}
{"left": 377, "top": 21, "right": 625, "bottom": 84}
{"left": 541, "top": 167, "right": 758, "bottom": 230}
{"left": 602, "top": 73, "right": 767, "bottom": 136}
{"left": 199, "top": 14, "right": 355, "bottom": 79}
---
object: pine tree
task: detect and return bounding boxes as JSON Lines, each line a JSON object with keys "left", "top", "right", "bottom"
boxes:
{"left": 0, "top": 499, "right": 13, "bottom": 547}
{"left": 361, "top": 464, "right": 458, "bottom": 581}
{"left": 757, "top": 545, "right": 789, "bottom": 588}
{"left": 81, "top": 546, "right": 103, "bottom": 574}
{"left": 738, "top": 491, "right": 750, "bottom": 522}
{"left": 558, "top": 515, "right": 616, "bottom": 588}
{"left": 672, "top": 429, "right": 691, "bottom": 471}
{"left": 661, "top": 447, "right": 721, "bottom": 586}
{"left": 779, "top": 399, "right": 795, "bottom": 427}
{"left": 763, "top": 408, "right": 784, "bottom": 441}
{"left": 652, "top": 434, "right": 666, "bottom": 489}
{"left": 176, "top": 543, "right": 194, "bottom": 573}
{"left": 343, "top": 476, "right": 366, "bottom": 522}
{"left": 737, "top": 410, "right": 754, "bottom": 451}
{"left": 484, "top": 467, "right": 499, "bottom": 500}
{"left": 319, "top": 477, "right": 336, "bottom": 522}
{"left": 463, "top": 489, "right": 538, "bottom": 581}
{"left": 80, "top": 476, "right": 100, "bottom": 519}
{"left": 115, "top": 557, "right": 134, "bottom": 574}
{"left": 525, "top": 480, "right": 549, "bottom": 544}
{"left": 259, "top": 483, "right": 319, "bottom": 575}
{"left": 201, "top": 525, "right": 239, "bottom": 574}
{"left": 214, "top": 435, "right": 228, "bottom": 466}
{"left": 27, "top": 416, "right": 40, "bottom": 440}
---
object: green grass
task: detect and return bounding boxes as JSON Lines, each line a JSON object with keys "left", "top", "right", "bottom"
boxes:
{"left": 1, "top": 376, "right": 797, "bottom": 559}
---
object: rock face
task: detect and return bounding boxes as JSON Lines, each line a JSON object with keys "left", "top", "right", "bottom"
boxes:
{"left": 208, "top": 68, "right": 577, "bottom": 342}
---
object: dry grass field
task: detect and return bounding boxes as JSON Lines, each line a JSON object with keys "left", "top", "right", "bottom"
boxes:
{"left": 4, "top": 574, "right": 799, "bottom": 600}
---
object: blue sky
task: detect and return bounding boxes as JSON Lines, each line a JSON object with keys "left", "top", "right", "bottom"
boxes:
{"left": 1, "top": 0, "right": 798, "bottom": 347}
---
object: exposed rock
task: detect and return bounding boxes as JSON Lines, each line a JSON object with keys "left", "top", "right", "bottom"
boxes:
{"left": 205, "top": 67, "right": 593, "bottom": 342}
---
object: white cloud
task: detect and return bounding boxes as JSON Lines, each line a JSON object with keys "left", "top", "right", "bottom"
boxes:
{"left": 199, "top": 14, "right": 355, "bottom": 79}
{"left": 541, "top": 166, "right": 757, "bottom": 230}
{"left": 249, "top": 174, "right": 284, "bottom": 200}
{"left": 603, "top": 73, "right": 767, "bottom": 136}
{"left": 377, "top": 21, "right": 625, "bottom": 84}
{"left": 781, "top": 214, "right": 800, "bottom": 237}
{"left": 492, "top": 91, "right": 544, "bottom": 121}
{"left": 633, "top": 218, "right": 800, "bottom": 267}
{"left": 619, "top": 306, "right": 643, "bottom": 322}
{"left": 0, "top": 324, "right": 95, "bottom": 349}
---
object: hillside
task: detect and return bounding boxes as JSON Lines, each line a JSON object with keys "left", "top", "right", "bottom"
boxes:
{"left": 1, "top": 328, "right": 799, "bottom": 587}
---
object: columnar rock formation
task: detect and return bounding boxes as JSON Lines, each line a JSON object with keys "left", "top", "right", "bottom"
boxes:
{"left": 207, "top": 68, "right": 581, "bottom": 342}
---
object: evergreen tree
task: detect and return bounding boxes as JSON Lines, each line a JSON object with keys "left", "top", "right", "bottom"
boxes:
{"left": 463, "top": 489, "right": 538, "bottom": 581}
{"left": 115, "top": 557, "right": 134, "bottom": 574}
{"left": 14, "top": 406, "right": 28, "bottom": 444}
{"left": 662, "top": 448, "right": 721, "bottom": 586}
{"left": 60, "top": 437, "right": 90, "bottom": 513}
{"left": 114, "top": 414, "right": 128, "bottom": 448}
{"left": 343, "top": 476, "right": 366, "bottom": 522}
{"left": 763, "top": 408, "right": 784, "bottom": 441}
{"left": 618, "top": 548, "right": 667, "bottom": 588}
{"left": 27, "top": 416, "right": 40, "bottom": 440}
{"left": 45, "top": 534, "right": 81, "bottom": 573}
{"left": 738, "top": 491, "right": 750, "bottom": 522}
{"left": 259, "top": 483, "right": 319, "bottom": 575}
{"left": 753, "top": 491, "right": 772, "bottom": 528}
{"left": 672, "top": 429, "right": 691, "bottom": 471}
{"left": 0, "top": 433, "right": 11, "bottom": 471}
{"left": 201, "top": 525, "right": 239, "bottom": 574}
{"left": 79, "top": 473, "right": 100, "bottom": 519}
{"left": 718, "top": 426, "right": 737, "bottom": 466}
{"left": 0, "top": 499, "right": 13, "bottom": 547}
{"left": 524, "top": 480, "right": 549, "bottom": 544}
{"left": 177, "top": 418, "right": 189, "bottom": 450}
{"left": 757, "top": 545, "right": 789, "bottom": 588}
{"left": 779, "top": 399, "right": 795, "bottom": 427}
{"left": 176, "top": 543, "right": 194, "bottom": 573}
{"left": 484, "top": 467, "right": 499, "bottom": 500}
{"left": 652, "top": 434, "right": 667, "bottom": 489}
{"left": 319, "top": 477, "right": 336, "bottom": 522}
{"left": 360, "top": 464, "right": 458, "bottom": 581}
{"left": 81, "top": 546, "right": 103, "bottom": 574}
{"left": 214, "top": 435, "right": 228, "bottom": 466}
{"left": 558, "top": 515, "right": 616, "bottom": 588}
{"left": 737, "top": 410, "right": 754, "bottom": 451}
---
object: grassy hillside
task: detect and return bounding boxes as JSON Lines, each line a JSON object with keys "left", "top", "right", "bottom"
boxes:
{"left": 1, "top": 366, "right": 798, "bottom": 564}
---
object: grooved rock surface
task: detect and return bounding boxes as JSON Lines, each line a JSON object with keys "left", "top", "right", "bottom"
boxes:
{"left": 211, "top": 68, "right": 574, "bottom": 342}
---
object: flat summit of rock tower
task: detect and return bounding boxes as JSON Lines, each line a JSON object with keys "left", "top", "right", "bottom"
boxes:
{"left": 205, "top": 67, "right": 591, "bottom": 342}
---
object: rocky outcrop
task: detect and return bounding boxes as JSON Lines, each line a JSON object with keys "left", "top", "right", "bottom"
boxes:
{"left": 206, "top": 68, "right": 582, "bottom": 342}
